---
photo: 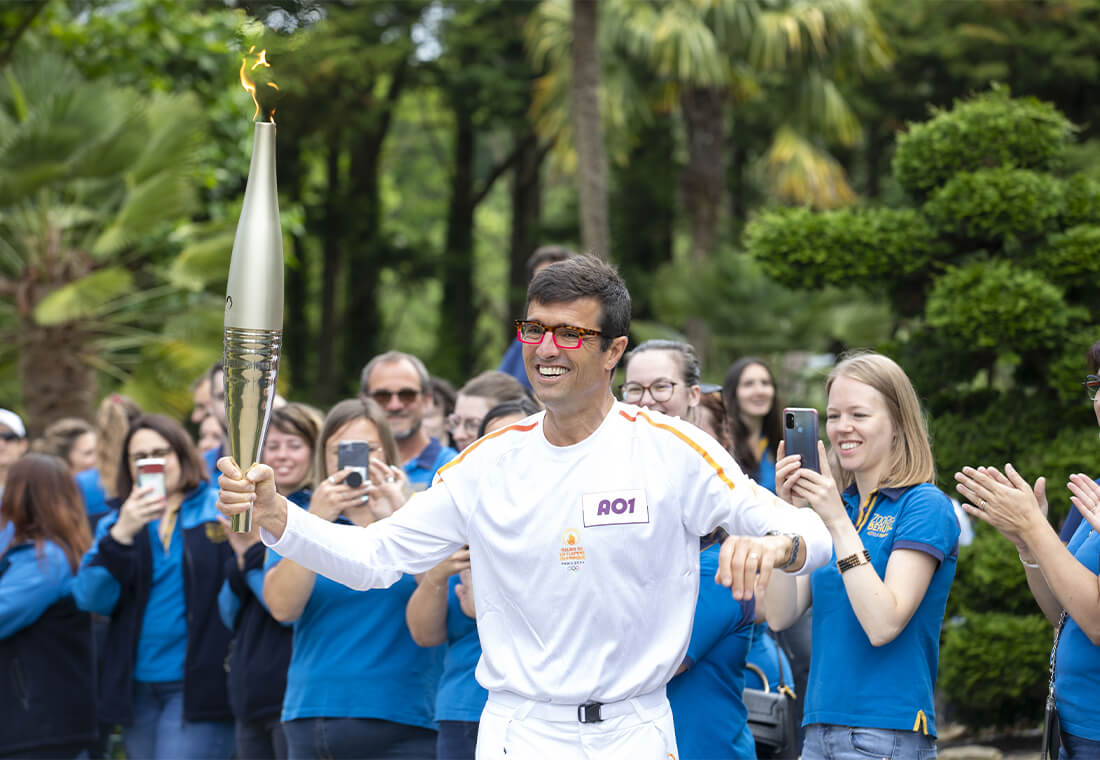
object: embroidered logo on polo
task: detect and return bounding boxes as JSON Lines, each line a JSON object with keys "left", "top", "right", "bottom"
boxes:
{"left": 581, "top": 489, "right": 649, "bottom": 527}
{"left": 559, "top": 528, "right": 586, "bottom": 571}
{"left": 866, "top": 513, "right": 895, "bottom": 538}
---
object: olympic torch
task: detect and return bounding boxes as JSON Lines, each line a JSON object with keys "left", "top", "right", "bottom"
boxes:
{"left": 224, "top": 49, "right": 283, "bottom": 533}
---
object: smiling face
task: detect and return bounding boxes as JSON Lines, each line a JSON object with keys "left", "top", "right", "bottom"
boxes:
{"left": 68, "top": 431, "right": 98, "bottom": 473}
{"left": 826, "top": 374, "right": 896, "bottom": 490}
{"left": 522, "top": 297, "right": 625, "bottom": 415}
{"left": 623, "top": 349, "right": 699, "bottom": 421}
{"left": 366, "top": 359, "right": 425, "bottom": 442}
{"left": 262, "top": 426, "right": 313, "bottom": 492}
{"left": 735, "top": 362, "right": 775, "bottom": 423}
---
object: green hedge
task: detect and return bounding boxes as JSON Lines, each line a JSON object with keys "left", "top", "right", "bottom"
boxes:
{"left": 1061, "top": 175, "right": 1100, "bottom": 228}
{"left": 893, "top": 87, "right": 1074, "bottom": 199}
{"left": 923, "top": 168, "right": 1064, "bottom": 244}
{"left": 925, "top": 260, "right": 1073, "bottom": 352}
{"left": 939, "top": 611, "right": 1052, "bottom": 729}
{"left": 745, "top": 206, "right": 944, "bottom": 291}
{"left": 948, "top": 523, "right": 1038, "bottom": 618}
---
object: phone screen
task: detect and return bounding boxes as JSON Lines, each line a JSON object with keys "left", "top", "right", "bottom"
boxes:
{"left": 783, "top": 408, "right": 820, "bottom": 473}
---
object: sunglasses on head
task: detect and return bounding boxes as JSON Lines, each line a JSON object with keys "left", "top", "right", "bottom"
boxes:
{"left": 370, "top": 388, "right": 420, "bottom": 405}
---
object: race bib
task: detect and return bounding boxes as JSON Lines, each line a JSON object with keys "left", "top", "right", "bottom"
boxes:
{"left": 581, "top": 489, "right": 649, "bottom": 527}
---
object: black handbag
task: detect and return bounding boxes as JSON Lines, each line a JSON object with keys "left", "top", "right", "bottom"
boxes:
{"left": 1041, "top": 611, "right": 1067, "bottom": 760}
{"left": 743, "top": 654, "right": 800, "bottom": 759}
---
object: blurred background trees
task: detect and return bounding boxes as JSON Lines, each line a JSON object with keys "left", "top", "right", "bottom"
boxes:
{"left": 4, "top": 0, "right": 1100, "bottom": 730}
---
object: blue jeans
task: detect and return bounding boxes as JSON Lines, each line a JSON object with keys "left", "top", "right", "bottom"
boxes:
{"left": 283, "top": 717, "right": 437, "bottom": 760}
{"left": 124, "top": 681, "right": 234, "bottom": 760}
{"left": 436, "top": 720, "right": 478, "bottom": 759}
{"left": 1059, "top": 728, "right": 1100, "bottom": 759}
{"left": 803, "top": 724, "right": 937, "bottom": 760}
{"left": 237, "top": 716, "right": 288, "bottom": 760}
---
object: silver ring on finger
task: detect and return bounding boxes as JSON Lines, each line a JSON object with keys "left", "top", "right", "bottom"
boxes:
{"left": 748, "top": 553, "right": 760, "bottom": 561}
{"left": 980, "top": 499, "right": 988, "bottom": 509}
{"left": 328, "top": 475, "right": 336, "bottom": 485}
{"left": 385, "top": 476, "right": 396, "bottom": 483}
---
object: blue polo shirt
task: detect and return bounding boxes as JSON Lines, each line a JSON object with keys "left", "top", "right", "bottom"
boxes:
{"left": 434, "top": 575, "right": 489, "bottom": 722}
{"left": 757, "top": 448, "right": 777, "bottom": 494}
{"left": 265, "top": 511, "right": 444, "bottom": 729}
{"left": 0, "top": 536, "right": 75, "bottom": 639}
{"left": 1055, "top": 520, "right": 1100, "bottom": 741}
{"left": 744, "top": 622, "right": 793, "bottom": 691}
{"left": 668, "top": 544, "right": 756, "bottom": 760}
{"left": 75, "top": 468, "right": 110, "bottom": 518}
{"left": 404, "top": 438, "right": 457, "bottom": 492}
{"left": 804, "top": 483, "right": 959, "bottom": 737}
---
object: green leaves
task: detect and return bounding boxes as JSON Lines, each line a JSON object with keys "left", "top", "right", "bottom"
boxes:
{"left": 925, "top": 260, "right": 1072, "bottom": 352}
{"left": 923, "top": 168, "right": 1064, "bottom": 245}
{"left": 33, "top": 267, "right": 134, "bottom": 325}
{"left": 893, "top": 86, "right": 1075, "bottom": 199}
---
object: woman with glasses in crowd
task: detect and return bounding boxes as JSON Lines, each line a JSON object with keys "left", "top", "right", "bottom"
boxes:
{"left": 218, "top": 402, "right": 323, "bottom": 760}
{"left": 768, "top": 352, "right": 960, "bottom": 759}
{"left": 723, "top": 358, "right": 783, "bottom": 493}
{"left": 1, "top": 454, "right": 97, "bottom": 760}
{"left": 955, "top": 340, "right": 1100, "bottom": 759}
{"left": 445, "top": 371, "right": 527, "bottom": 453}
{"left": 620, "top": 339, "right": 758, "bottom": 760}
{"left": 263, "top": 398, "right": 443, "bottom": 760}
{"left": 407, "top": 395, "right": 541, "bottom": 760}
{"left": 74, "top": 414, "right": 235, "bottom": 760}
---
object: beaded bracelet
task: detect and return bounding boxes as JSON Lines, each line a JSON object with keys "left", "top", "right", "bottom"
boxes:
{"left": 836, "top": 550, "right": 872, "bottom": 573}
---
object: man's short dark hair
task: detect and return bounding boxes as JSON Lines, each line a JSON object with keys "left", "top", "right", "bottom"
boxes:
{"left": 526, "top": 245, "right": 575, "bottom": 283}
{"left": 526, "top": 255, "right": 631, "bottom": 351}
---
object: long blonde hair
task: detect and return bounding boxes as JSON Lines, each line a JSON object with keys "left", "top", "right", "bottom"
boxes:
{"left": 825, "top": 351, "right": 935, "bottom": 492}
{"left": 94, "top": 395, "right": 142, "bottom": 499}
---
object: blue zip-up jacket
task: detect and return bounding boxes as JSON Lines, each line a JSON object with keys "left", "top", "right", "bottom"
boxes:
{"left": 217, "top": 489, "right": 308, "bottom": 723}
{"left": 73, "top": 481, "right": 233, "bottom": 726}
{"left": 0, "top": 541, "right": 97, "bottom": 756}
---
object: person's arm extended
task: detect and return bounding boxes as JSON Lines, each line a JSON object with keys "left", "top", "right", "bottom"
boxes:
{"left": 220, "top": 462, "right": 468, "bottom": 591}
{"left": 406, "top": 549, "right": 471, "bottom": 647}
{"left": 764, "top": 573, "right": 811, "bottom": 632}
{"left": 0, "top": 546, "right": 69, "bottom": 639}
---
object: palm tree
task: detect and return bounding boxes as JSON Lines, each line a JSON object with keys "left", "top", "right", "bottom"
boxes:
{"left": 0, "top": 47, "right": 211, "bottom": 432}
{"left": 571, "top": 0, "right": 611, "bottom": 259}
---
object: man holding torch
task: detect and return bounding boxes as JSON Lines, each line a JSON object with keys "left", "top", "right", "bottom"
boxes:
{"left": 218, "top": 255, "right": 831, "bottom": 758}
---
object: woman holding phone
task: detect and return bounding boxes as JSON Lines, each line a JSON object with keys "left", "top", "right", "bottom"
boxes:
{"left": 263, "top": 398, "right": 444, "bottom": 760}
{"left": 73, "top": 414, "right": 234, "bottom": 759}
{"left": 955, "top": 339, "right": 1100, "bottom": 758}
{"left": 768, "top": 352, "right": 960, "bottom": 758}
{"left": 218, "top": 402, "right": 323, "bottom": 760}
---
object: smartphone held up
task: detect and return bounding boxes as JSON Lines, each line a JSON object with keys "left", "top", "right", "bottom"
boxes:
{"left": 136, "top": 458, "right": 168, "bottom": 500}
{"left": 783, "top": 408, "right": 820, "bottom": 473}
{"left": 337, "top": 440, "right": 372, "bottom": 492}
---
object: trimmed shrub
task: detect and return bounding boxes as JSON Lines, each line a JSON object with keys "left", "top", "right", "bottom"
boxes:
{"left": 893, "top": 87, "right": 1074, "bottom": 199}
{"left": 939, "top": 611, "right": 1052, "bottom": 729}
{"left": 925, "top": 260, "right": 1072, "bottom": 352}
{"left": 745, "top": 206, "right": 944, "bottom": 291}
{"left": 1033, "top": 225, "right": 1100, "bottom": 288}
{"left": 923, "top": 168, "right": 1063, "bottom": 245}
{"left": 948, "top": 523, "right": 1039, "bottom": 618}
{"left": 1061, "top": 175, "right": 1100, "bottom": 228}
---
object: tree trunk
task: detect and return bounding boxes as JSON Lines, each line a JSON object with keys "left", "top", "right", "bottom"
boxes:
{"left": 680, "top": 86, "right": 726, "bottom": 364}
{"left": 315, "top": 138, "right": 343, "bottom": 403}
{"left": 342, "top": 137, "right": 385, "bottom": 395}
{"left": 281, "top": 140, "right": 309, "bottom": 396}
{"left": 19, "top": 322, "right": 96, "bottom": 435}
{"left": 508, "top": 129, "right": 544, "bottom": 327}
{"left": 570, "top": 0, "right": 611, "bottom": 260}
{"left": 438, "top": 106, "right": 478, "bottom": 381}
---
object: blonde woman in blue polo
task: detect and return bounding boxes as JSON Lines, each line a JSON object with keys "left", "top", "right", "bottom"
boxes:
{"left": 768, "top": 352, "right": 960, "bottom": 759}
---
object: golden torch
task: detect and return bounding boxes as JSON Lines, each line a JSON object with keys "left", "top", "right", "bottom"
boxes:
{"left": 224, "top": 48, "right": 282, "bottom": 532}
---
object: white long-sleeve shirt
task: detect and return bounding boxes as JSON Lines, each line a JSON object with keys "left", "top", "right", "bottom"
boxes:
{"left": 263, "top": 403, "right": 830, "bottom": 705}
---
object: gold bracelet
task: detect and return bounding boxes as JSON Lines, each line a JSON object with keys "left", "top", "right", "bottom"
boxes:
{"left": 836, "top": 550, "right": 872, "bottom": 573}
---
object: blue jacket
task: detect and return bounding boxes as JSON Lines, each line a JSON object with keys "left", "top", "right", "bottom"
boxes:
{"left": 73, "top": 481, "right": 233, "bottom": 726}
{"left": 218, "top": 490, "right": 308, "bottom": 723}
{"left": 0, "top": 542, "right": 97, "bottom": 755}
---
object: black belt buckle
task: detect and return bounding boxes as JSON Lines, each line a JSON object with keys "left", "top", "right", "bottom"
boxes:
{"left": 578, "top": 701, "right": 603, "bottom": 723}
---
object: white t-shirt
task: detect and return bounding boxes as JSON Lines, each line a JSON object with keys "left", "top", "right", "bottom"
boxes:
{"left": 264, "top": 402, "right": 830, "bottom": 704}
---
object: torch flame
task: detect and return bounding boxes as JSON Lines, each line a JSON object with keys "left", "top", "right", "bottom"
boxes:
{"left": 240, "top": 46, "right": 278, "bottom": 123}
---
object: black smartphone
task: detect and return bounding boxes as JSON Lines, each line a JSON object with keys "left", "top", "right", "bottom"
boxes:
{"left": 783, "top": 407, "right": 820, "bottom": 473}
{"left": 337, "top": 440, "right": 372, "bottom": 489}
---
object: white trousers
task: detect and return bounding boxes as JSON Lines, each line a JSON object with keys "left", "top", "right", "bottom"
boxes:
{"left": 475, "top": 690, "right": 679, "bottom": 760}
